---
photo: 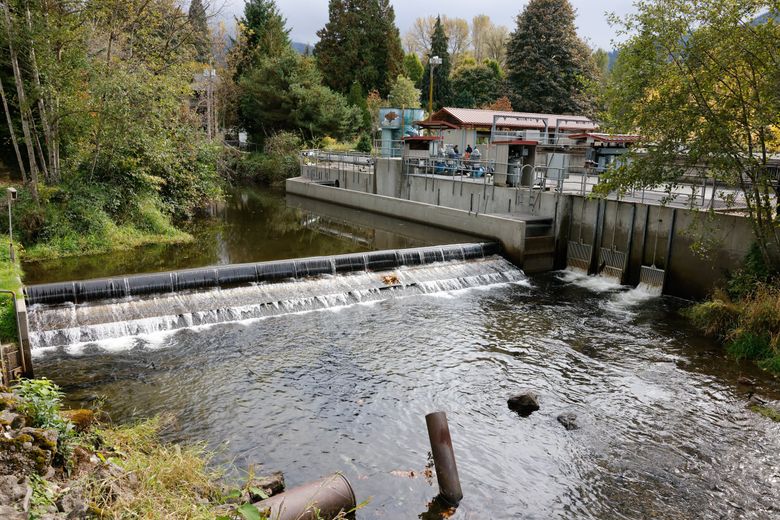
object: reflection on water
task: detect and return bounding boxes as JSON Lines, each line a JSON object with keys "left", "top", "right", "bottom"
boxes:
{"left": 34, "top": 271, "right": 780, "bottom": 519}
{"left": 23, "top": 187, "right": 478, "bottom": 285}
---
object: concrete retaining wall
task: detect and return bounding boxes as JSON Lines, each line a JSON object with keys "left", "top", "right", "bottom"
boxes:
{"left": 286, "top": 178, "right": 528, "bottom": 264}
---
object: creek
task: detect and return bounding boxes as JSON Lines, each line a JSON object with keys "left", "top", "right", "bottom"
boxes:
{"left": 26, "top": 187, "right": 780, "bottom": 519}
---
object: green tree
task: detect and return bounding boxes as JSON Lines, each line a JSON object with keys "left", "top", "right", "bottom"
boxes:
{"left": 505, "top": 0, "right": 597, "bottom": 114}
{"left": 403, "top": 53, "right": 424, "bottom": 85}
{"left": 420, "top": 16, "right": 451, "bottom": 112}
{"left": 315, "top": 0, "right": 404, "bottom": 96}
{"left": 188, "top": 0, "right": 210, "bottom": 62}
{"left": 347, "top": 81, "right": 372, "bottom": 130}
{"left": 236, "top": 0, "right": 290, "bottom": 73}
{"left": 239, "top": 48, "right": 361, "bottom": 142}
{"left": 592, "top": 48, "right": 610, "bottom": 79}
{"left": 450, "top": 64, "right": 503, "bottom": 108}
{"left": 601, "top": 0, "right": 780, "bottom": 266}
{"left": 388, "top": 75, "right": 421, "bottom": 108}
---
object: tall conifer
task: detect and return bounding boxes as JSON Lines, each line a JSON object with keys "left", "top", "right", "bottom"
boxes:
{"left": 419, "top": 16, "right": 451, "bottom": 111}
{"left": 505, "top": 0, "right": 596, "bottom": 114}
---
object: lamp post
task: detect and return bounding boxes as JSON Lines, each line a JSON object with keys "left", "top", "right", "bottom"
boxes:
{"left": 428, "top": 55, "right": 442, "bottom": 117}
{"left": 7, "top": 187, "right": 16, "bottom": 262}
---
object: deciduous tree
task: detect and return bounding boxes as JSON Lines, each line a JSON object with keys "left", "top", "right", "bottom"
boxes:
{"left": 450, "top": 64, "right": 503, "bottom": 109}
{"left": 601, "top": 0, "right": 780, "bottom": 266}
{"left": 388, "top": 75, "right": 421, "bottom": 108}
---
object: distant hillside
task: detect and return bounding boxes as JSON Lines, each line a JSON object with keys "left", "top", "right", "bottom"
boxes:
{"left": 292, "top": 41, "right": 313, "bottom": 55}
{"left": 607, "top": 49, "right": 619, "bottom": 70}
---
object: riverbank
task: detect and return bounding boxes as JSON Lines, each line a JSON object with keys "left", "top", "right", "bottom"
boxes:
{"left": 0, "top": 379, "right": 295, "bottom": 519}
{"left": 0, "top": 237, "right": 23, "bottom": 344}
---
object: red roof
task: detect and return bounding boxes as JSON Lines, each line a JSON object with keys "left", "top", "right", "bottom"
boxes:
{"left": 430, "top": 107, "right": 598, "bottom": 131}
{"left": 569, "top": 133, "right": 642, "bottom": 144}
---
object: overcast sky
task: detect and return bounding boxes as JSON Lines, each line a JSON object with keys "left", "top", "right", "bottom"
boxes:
{"left": 218, "top": 0, "right": 637, "bottom": 51}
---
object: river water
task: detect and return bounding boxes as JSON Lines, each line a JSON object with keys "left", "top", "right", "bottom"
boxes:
{"left": 27, "top": 188, "right": 780, "bottom": 519}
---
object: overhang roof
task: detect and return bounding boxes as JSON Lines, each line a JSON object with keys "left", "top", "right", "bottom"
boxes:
{"left": 430, "top": 107, "right": 598, "bottom": 131}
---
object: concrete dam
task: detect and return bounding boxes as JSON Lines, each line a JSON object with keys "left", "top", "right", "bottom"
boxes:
{"left": 23, "top": 243, "right": 526, "bottom": 350}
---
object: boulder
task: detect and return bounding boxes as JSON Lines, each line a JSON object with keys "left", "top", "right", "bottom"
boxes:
{"left": 557, "top": 413, "right": 579, "bottom": 431}
{"left": 247, "top": 471, "right": 285, "bottom": 501}
{"left": 0, "top": 504, "right": 27, "bottom": 519}
{"left": 0, "top": 410, "right": 25, "bottom": 429}
{"left": 0, "top": 475, "right": 30, "bottom": 506}
{"left": 60, "top": 410, "right": 95, "bottom": 433}
{"left": 56, "top": 490, "right": 88, "bottom": 519}
{"left": 507, "top": 392, "right": 540, "bottom": 417}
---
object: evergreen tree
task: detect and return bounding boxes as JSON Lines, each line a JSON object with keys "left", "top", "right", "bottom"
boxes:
{"left": 450, "top": 64, "right": 503, "bottom": 108}
{"left": 403, "top": 53, "right": 424, "bottom": 86}
{"left": 505, "top": 0, "right": 597, "bottom": 114}
{"left": 315, "top": 0, "right": 404, "bottom": 96}
{"left": 237, "top": 0, "right": 290, "bottom": 73}
{"left": 188, "top": 0, "right": 210, "bottom": 62}
{"left": 420, "top": 16, "right": 451, "bottom": 112}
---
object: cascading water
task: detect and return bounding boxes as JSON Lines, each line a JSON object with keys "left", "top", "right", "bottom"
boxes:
{"left": 26, "top": 244, "right": 527, "bottom": 351}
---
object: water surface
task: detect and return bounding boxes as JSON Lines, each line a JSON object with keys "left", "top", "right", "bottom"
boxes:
{"left": 33, "top": 269, "right": 780, "bottom": 519}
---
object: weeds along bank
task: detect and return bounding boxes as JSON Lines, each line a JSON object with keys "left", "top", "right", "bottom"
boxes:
{"left": 687, "top": 245, "right": 780, "bottom": 378}
{"left": 0, "top": 379, "right": 305, "bottom": 520}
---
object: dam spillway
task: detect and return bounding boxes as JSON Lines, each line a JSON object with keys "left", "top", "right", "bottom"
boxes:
{"left": 24, "top": 243, "right": 527, "bottom": 350}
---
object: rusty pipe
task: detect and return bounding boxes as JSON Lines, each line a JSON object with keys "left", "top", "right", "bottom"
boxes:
{"left": 253, "top": 473, "right": 356, "bottom": 520}
{"left": 426, "top": 411, "right": 463, "bottom": 506}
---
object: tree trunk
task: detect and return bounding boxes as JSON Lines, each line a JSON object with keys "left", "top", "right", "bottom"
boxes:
{"left": 25, "top": 0, "right": 56, "bottom": 182}
{"left": 0, "top": 75, "right": 27, "bottom": 182}
{"left": 2, "top": 0, "right": 39, "bottom": 202}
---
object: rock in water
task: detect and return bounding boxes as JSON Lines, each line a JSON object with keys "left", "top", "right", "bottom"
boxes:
{"left": 557, "top": 413, "right": 579, "bottom": 431}
{"left": 507, "top": 392, "right": 540, "bottom": 417}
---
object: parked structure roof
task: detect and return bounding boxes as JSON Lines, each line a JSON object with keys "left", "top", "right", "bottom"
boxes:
{"left": 423, "top": 107, "right": 599, "bottom": 132}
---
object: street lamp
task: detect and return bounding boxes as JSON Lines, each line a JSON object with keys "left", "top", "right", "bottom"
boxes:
{"left": 428, "top": 55, "right": 442, "bottom": 116}
{"left": 7, "top": 187, "right": 16, "bottom": 262}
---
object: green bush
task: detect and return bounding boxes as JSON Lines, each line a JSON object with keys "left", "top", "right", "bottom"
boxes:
{"left": 234, "top": 131, "right": 303, "bottom": 186}
{"left": 356, "top": 133, "right": 373, "bottom": 154}
{"left": 0, "top": 296, "right": 16, "bottom": 343}
{"left": 14, "top": 378, "right": 75, "bottom": 458}
{"left": 727, "top": 243, "right": 776, "bottom": 300}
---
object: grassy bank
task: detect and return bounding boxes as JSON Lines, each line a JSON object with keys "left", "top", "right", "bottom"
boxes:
{"left": 1, "top": 379, "right": 306, "bottom": 519}
{"left": 686, "top": 246, "right": 780, "bottom": 374}
{"left": 0, "top": 235, "right": 23, "bottom": 343}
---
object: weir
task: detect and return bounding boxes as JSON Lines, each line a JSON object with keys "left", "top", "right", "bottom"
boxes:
{"left": 24, "top": 243, "right": 527, "bottom": 350}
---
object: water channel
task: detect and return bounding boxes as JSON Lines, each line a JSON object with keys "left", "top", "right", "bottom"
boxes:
{"left": 27, "top": 187, "right": 780, "bottom": 519}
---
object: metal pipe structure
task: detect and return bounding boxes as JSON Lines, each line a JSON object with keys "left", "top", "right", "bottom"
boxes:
{"left": 253, "top": 473, "right": 356, "bottom": 520}
{"left": 425, "top": 411, "right": 463, "bottom": 506}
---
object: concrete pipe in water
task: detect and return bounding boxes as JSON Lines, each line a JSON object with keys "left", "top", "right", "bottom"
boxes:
{"left": 253, "top": 473, "right": 356, "bottom": 520}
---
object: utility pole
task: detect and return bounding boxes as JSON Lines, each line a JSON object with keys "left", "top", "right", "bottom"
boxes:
{"left": 428, "top": 55, "right": 442, "bottom": 117}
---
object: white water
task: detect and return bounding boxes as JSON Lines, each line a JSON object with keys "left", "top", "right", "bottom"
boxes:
{"left": 28, "top": 257, "right": 527, "bottom": 350}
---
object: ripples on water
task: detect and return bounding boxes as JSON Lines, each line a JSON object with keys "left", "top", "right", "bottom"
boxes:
{"left": 35, "top": 269, "right": 780, "bottom": 519}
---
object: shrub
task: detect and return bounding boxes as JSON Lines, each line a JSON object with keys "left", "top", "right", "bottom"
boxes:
{"left": 14, "top": 378, "right": 75, "bottom": 458}
{"left": 727, "top": 243, "right": 776, "bottom": 300}
{"left": 356, "top": 133, "right": 373, "bottom": 154}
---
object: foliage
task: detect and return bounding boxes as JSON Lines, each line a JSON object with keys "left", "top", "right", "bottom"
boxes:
{"left": 687, "top": 284, "right": 780, "bottom": 373}
{"left": 483, "top": 96, "right": 513, "bottom": 112}
{"left": 232, "top": 131, "right": 303, "bottom": 187}
{"left": 239, "top": 48, "right": 361, "bottom": 143}
{"left": 450, "top": 63, "right": 503, "bottom": 108}
{"left": 726, "top": 244, "right": 777, "bottom": 300}
{"left": 347, "top": 81, "right": 372, "bottom": 131}
{"left": 388, "top": 75, "right": 421, "bottom": 108}
{"left": 356, "top": 133, "right": 373, "bottom": 154}
{"left": 84, "top": 416, "right": 222, "bottom": 519}
{"left": 0, "top": 236, "right": 22, "bottom": 342}
{"left": 749, "top": 403, "right": 780, "bottom": 422}
{"left": 188, "top": 0, "right": 211, "bottom": 62}
{"left": 0, "top": 0, "right": 223, "bottom": 261}
{"left": 315, "top": 0, "right": 404, "bottom": 96}
{"left": 600, "top": 0, "right": 780, "bottom": 266}
{"left": 365, "top": 89, "right": 387, "bottom": 130}
{"left": 14, "top": 379, "right": 76, "bottom": 458}
{"left": 403, "top": 53, "right": 424, "bottom": 85}
{"left": 419, "top": 16, "right": 452, "bottom": 112}
{"left": 505, "top": 0, "right": 598, "bottom": 114}
{"left": 235, "top": 0, "right": 290, "bottom": 74}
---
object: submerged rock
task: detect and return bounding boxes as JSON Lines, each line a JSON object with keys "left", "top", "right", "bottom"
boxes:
{"left": 557, "top": 413, "right": 579, "bottom": 431}
{"left": 507, "top": 392, "right": 540, "bottom": 417}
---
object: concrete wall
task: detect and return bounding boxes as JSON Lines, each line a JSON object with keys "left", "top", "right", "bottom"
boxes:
{"left": 563, "top": 195, "right": 758, "bottom": 299}
{"left": 287, "top": 178, "right": 528, "bottom": 263}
